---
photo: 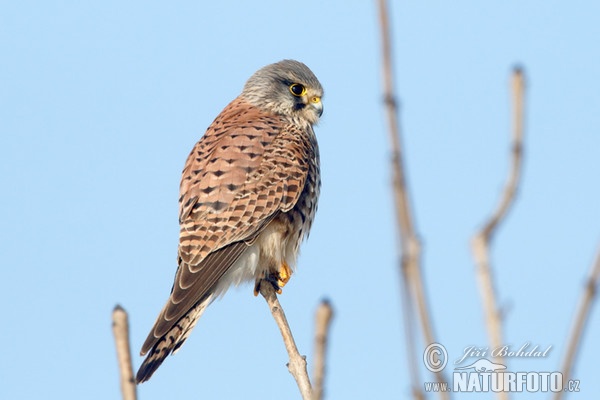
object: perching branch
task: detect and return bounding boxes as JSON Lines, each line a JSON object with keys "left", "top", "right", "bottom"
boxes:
{"left": 376, "top": 0, "right": 447, "bottom": 399}
{"left": 400, "top": 265, "right": 425, "bottom": 400}
{"left": 471, "top": 67, "right": 525, "bottom": 399}
{"left": 554, "top": 246, "right": 600, "bottom": 400}
{"left": 259, "top": 282, "right": 312, "bottom": 400}
{"left": 312, "top": 299, "right": 333, "bottom": 400}
{"left": 112, "top": 305, "right": 137, "bottom": 400}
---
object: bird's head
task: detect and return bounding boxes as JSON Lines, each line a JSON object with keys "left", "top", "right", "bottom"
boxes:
{"left": 242, "top": 59, "right": 323, "bottom": 126}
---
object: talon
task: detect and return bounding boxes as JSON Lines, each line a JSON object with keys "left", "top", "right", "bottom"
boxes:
{"left": 276, "top": 261, "right": 292, "bottom": 291}
{"left": 253, "top": 261, "right": 293, "bottom": 296}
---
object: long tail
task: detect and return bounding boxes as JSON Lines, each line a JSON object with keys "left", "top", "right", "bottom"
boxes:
{"left": 136, "top": 296, "right": 211, "bottom": 383}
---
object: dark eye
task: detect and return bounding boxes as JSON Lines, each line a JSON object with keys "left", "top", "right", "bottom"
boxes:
{"left": 289, "top": 83, "right": 306, "bottom": 97}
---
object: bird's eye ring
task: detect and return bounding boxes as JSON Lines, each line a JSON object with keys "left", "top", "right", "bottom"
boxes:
{"left": 289, "top": 83, "right": 306, "bottom": 97}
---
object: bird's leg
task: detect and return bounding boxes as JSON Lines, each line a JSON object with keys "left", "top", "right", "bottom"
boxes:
{"left": 253, "top": 260, "right": 293, "bottom": 296}
{"left": 275, "top": 260, "right": 292, "bottom": 290}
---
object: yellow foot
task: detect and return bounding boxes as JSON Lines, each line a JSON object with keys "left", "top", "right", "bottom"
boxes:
{"left": 253, "top": 261, "right": 293, "bottom": 296}
{"left": 275, "top": 261, "right": 292, "bottom": 293}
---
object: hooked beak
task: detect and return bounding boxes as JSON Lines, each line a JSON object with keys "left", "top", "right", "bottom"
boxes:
{"left": 308, "top": 96, "right": 323, "bottom": 117}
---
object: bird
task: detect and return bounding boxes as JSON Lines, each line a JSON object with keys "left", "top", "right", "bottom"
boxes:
{"left": 136, "top": 59, "right": 323, "bottom": 383}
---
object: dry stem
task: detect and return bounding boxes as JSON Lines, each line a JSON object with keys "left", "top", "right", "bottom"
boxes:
{"left": 400, "top": 264, "right": 425, "bottom": 400}
{"left": 112, "top": 305, "right": 137, "bottom": 400}
{"left": 376, "top": 1, "right": 447, "bottom": 399}
{"left": 471, "top": 67, "right": 525, "bottom": 399}
{"left": 259, "top": 282, "right": 312, "bottom": 400}
{"left": 312, "top": 300, "right": 334, "bottom": 400}
{"left": 553, "top": 246, "right": 600, "bottom": 400}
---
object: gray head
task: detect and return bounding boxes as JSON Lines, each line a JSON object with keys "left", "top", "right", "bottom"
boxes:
{"left": 241, "top": 60, "right": 323, "bottom": 125}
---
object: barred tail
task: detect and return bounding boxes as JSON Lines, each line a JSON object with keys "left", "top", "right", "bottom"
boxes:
{"left": 136, "top": 296, "right": 211, "bottom": 383}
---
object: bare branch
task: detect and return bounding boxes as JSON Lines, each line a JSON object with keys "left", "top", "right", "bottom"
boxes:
{"left": 312, "top": 300, "right": 334, "bottom": 400}
{"left": 259, "top": 282, "right": 312, "bottom": 400}
{"left": 376, "top": 0, "right": 447, "bottom": 398}
{"left": 400, "top": 267, "right": 425, "bottom": 400}
{"left": 482, "top": 66, "right": 526, "bottom": 241}
{"left": 471, "top": 67, "right": 526, "bottom": 399}
{"left": 554, "top": 246, "right": 600, "bottom": 400}
{"left": 112, "top": 305, "right": 137, "bottom": 400}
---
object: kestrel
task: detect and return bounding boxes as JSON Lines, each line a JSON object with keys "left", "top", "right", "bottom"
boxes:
{"left": 136, "top": 60, "right": 323, "bottom": 383}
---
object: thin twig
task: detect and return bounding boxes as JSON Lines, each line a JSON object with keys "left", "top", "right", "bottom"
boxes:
{"left": 259, "top": 282, "right": 312, "bottom": 400}
{"left": 376, "top": 0, "right": 447, "bottom": 398}
{"left": 471, "top": 67, "right": 526, "bottom": 399}
{"left": 554, "top": 246, "right": 600, "bottom": 400}
{"left": 312, "top": 299, "right": 333, "bottom": 400}
{"left": 112, "top": 305, "right": 137, "bottom": 400}
{"left": 481, "top": 67, "right": 525, "bottom": 240}
{"left": 400, "top": 262, "right": 425, "bottom": 400}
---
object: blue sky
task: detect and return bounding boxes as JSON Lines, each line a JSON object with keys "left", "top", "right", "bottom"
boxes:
{"left": 1, "top": 1, "right": 599, "bottom": 399}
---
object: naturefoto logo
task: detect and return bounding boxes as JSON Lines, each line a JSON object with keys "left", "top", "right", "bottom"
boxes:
{"left": 452, "top": 357, "right": 562, "bottom": 393}
{"left": 455, "top": 358, "right": 507, "bottom": 372}
{"left": 422, "top": 343, "right": 581, "bottom": 393}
